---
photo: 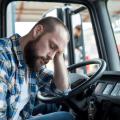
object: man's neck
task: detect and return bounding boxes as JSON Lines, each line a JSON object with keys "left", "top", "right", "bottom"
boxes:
{"left": 19, "top": 33, "right": 32, "bottom": 50}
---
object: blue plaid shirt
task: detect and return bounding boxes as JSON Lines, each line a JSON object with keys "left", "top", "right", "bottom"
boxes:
{"left": 0, "top": 34, "right": 62, "bottom": 120}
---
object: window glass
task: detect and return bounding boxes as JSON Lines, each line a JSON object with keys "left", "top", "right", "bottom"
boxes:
{"left": 7, "top": 1, "right": 99, "bottom": 74}
{"left": 107, "top": 0, "right": 120, "bottom": 55}
{"left": 7, "top": 2, "right": 65, "bottom": 71}
{"left": 71, "top": 7, "right": 99, "bottom": 74}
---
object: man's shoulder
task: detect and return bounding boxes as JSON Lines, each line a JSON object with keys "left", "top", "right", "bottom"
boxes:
{"left": 0, "top": 37, "right": 11, "bottom": 47}
{"left": 0, "top": 36, "right": 13, "bottom": 60}
{"left": 0, "top": 34, "right": 20, "bottom": 47}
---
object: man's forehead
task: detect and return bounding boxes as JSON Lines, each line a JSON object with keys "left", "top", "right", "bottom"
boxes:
{"left": 50, "top": 32, "right": 68, "bottom": 51}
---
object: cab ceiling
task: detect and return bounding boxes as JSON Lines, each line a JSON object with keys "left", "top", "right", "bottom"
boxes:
{"left": 7, "top": 0, "right": 120, "bottom": 22}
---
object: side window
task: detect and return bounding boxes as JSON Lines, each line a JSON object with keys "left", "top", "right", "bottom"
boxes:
{"left": 7, "top": 1, "right": 63, "bottom": 71}
{"left": 107, "top": 0, "right": 120, "bottom": 56}
{"left": 7, "top": 2, "right": 99, "bottom": 74}
{"left": 71, "top": 7, "right": 99, "bottom": 74}
{"left": 7, "top": 2, "right": 37, "bottom": 36}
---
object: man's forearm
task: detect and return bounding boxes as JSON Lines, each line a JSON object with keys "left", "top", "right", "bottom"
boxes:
{"left": 53, "top": 53, "right": 69, "bottom": 91}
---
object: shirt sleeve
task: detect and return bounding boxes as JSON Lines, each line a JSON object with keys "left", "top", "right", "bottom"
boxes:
{"left": 37, "top": 66, "right": 54, "bottom": 95}
{"left": 0, "top": 61, "right": 9, "bottom": 119}
{"left": 37, "top": 66, "right": 71, "bottom": 96}
{"left": 0, "top": 39, "right": 11, "bottom": 119}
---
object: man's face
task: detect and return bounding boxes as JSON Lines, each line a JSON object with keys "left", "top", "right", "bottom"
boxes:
{"left": 24, "top": 26, "right": 68, "bottom": 72}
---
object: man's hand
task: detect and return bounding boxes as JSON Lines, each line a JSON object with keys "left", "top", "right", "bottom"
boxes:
{"left": 54, "top": 51, "right": 63, "bottom": 61}
{"left": 53, "top": 51, "right": 70, "bottom": 91}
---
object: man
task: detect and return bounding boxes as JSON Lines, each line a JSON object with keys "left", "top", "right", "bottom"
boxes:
{"left": 73, "top": 25, "right": 83, "bottom": 63}
{"left": 0, "top": 17, "right": 74, "bottom": 120}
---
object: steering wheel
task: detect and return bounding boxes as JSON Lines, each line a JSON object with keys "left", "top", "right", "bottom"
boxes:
{"left": 37, "top": 59, "right": 106, "bottom": 103}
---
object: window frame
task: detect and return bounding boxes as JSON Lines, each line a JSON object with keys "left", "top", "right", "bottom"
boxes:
{"left": 1, "top": 0, "right": 120, "bottom": 71}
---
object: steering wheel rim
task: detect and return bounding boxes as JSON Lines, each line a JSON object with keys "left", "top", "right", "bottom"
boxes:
{"left": 68, "top": 59, "right": 106, "bottom": 95}
{"left": 37, "top": 59, "right": 106, "bottom": 103}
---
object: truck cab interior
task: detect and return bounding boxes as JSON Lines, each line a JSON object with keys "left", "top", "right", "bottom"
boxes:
{"left": 0, "top": 0, "right": 120, "bottom": 120}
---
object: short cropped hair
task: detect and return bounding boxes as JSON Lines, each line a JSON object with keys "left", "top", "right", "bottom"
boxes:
{"left": 34, "top": 17, "right": 69, "bottom": 39}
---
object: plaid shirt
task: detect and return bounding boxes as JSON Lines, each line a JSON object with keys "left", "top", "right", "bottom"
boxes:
{"left": 0, "top": 34, "right": 63, "bottom": 120}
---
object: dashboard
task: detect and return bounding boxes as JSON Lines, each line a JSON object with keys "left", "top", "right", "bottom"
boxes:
{"left": 93, "top": 71, "right": 120, "bottom": 104}
{"left": 67, "top": 71, "right": 120, "bottom": 120}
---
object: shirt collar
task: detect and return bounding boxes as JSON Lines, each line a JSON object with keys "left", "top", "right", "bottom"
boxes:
{"left": 10, "top": 33, "right": 26, "bottom": 67}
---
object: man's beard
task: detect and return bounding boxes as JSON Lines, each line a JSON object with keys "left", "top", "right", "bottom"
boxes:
{"left": 24, "top": 40, "right": 40, "bottom": 72}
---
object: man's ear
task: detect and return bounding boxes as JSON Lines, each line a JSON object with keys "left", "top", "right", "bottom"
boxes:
{"left": 33, "top": 24, "right": 44, "bottom": 39}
